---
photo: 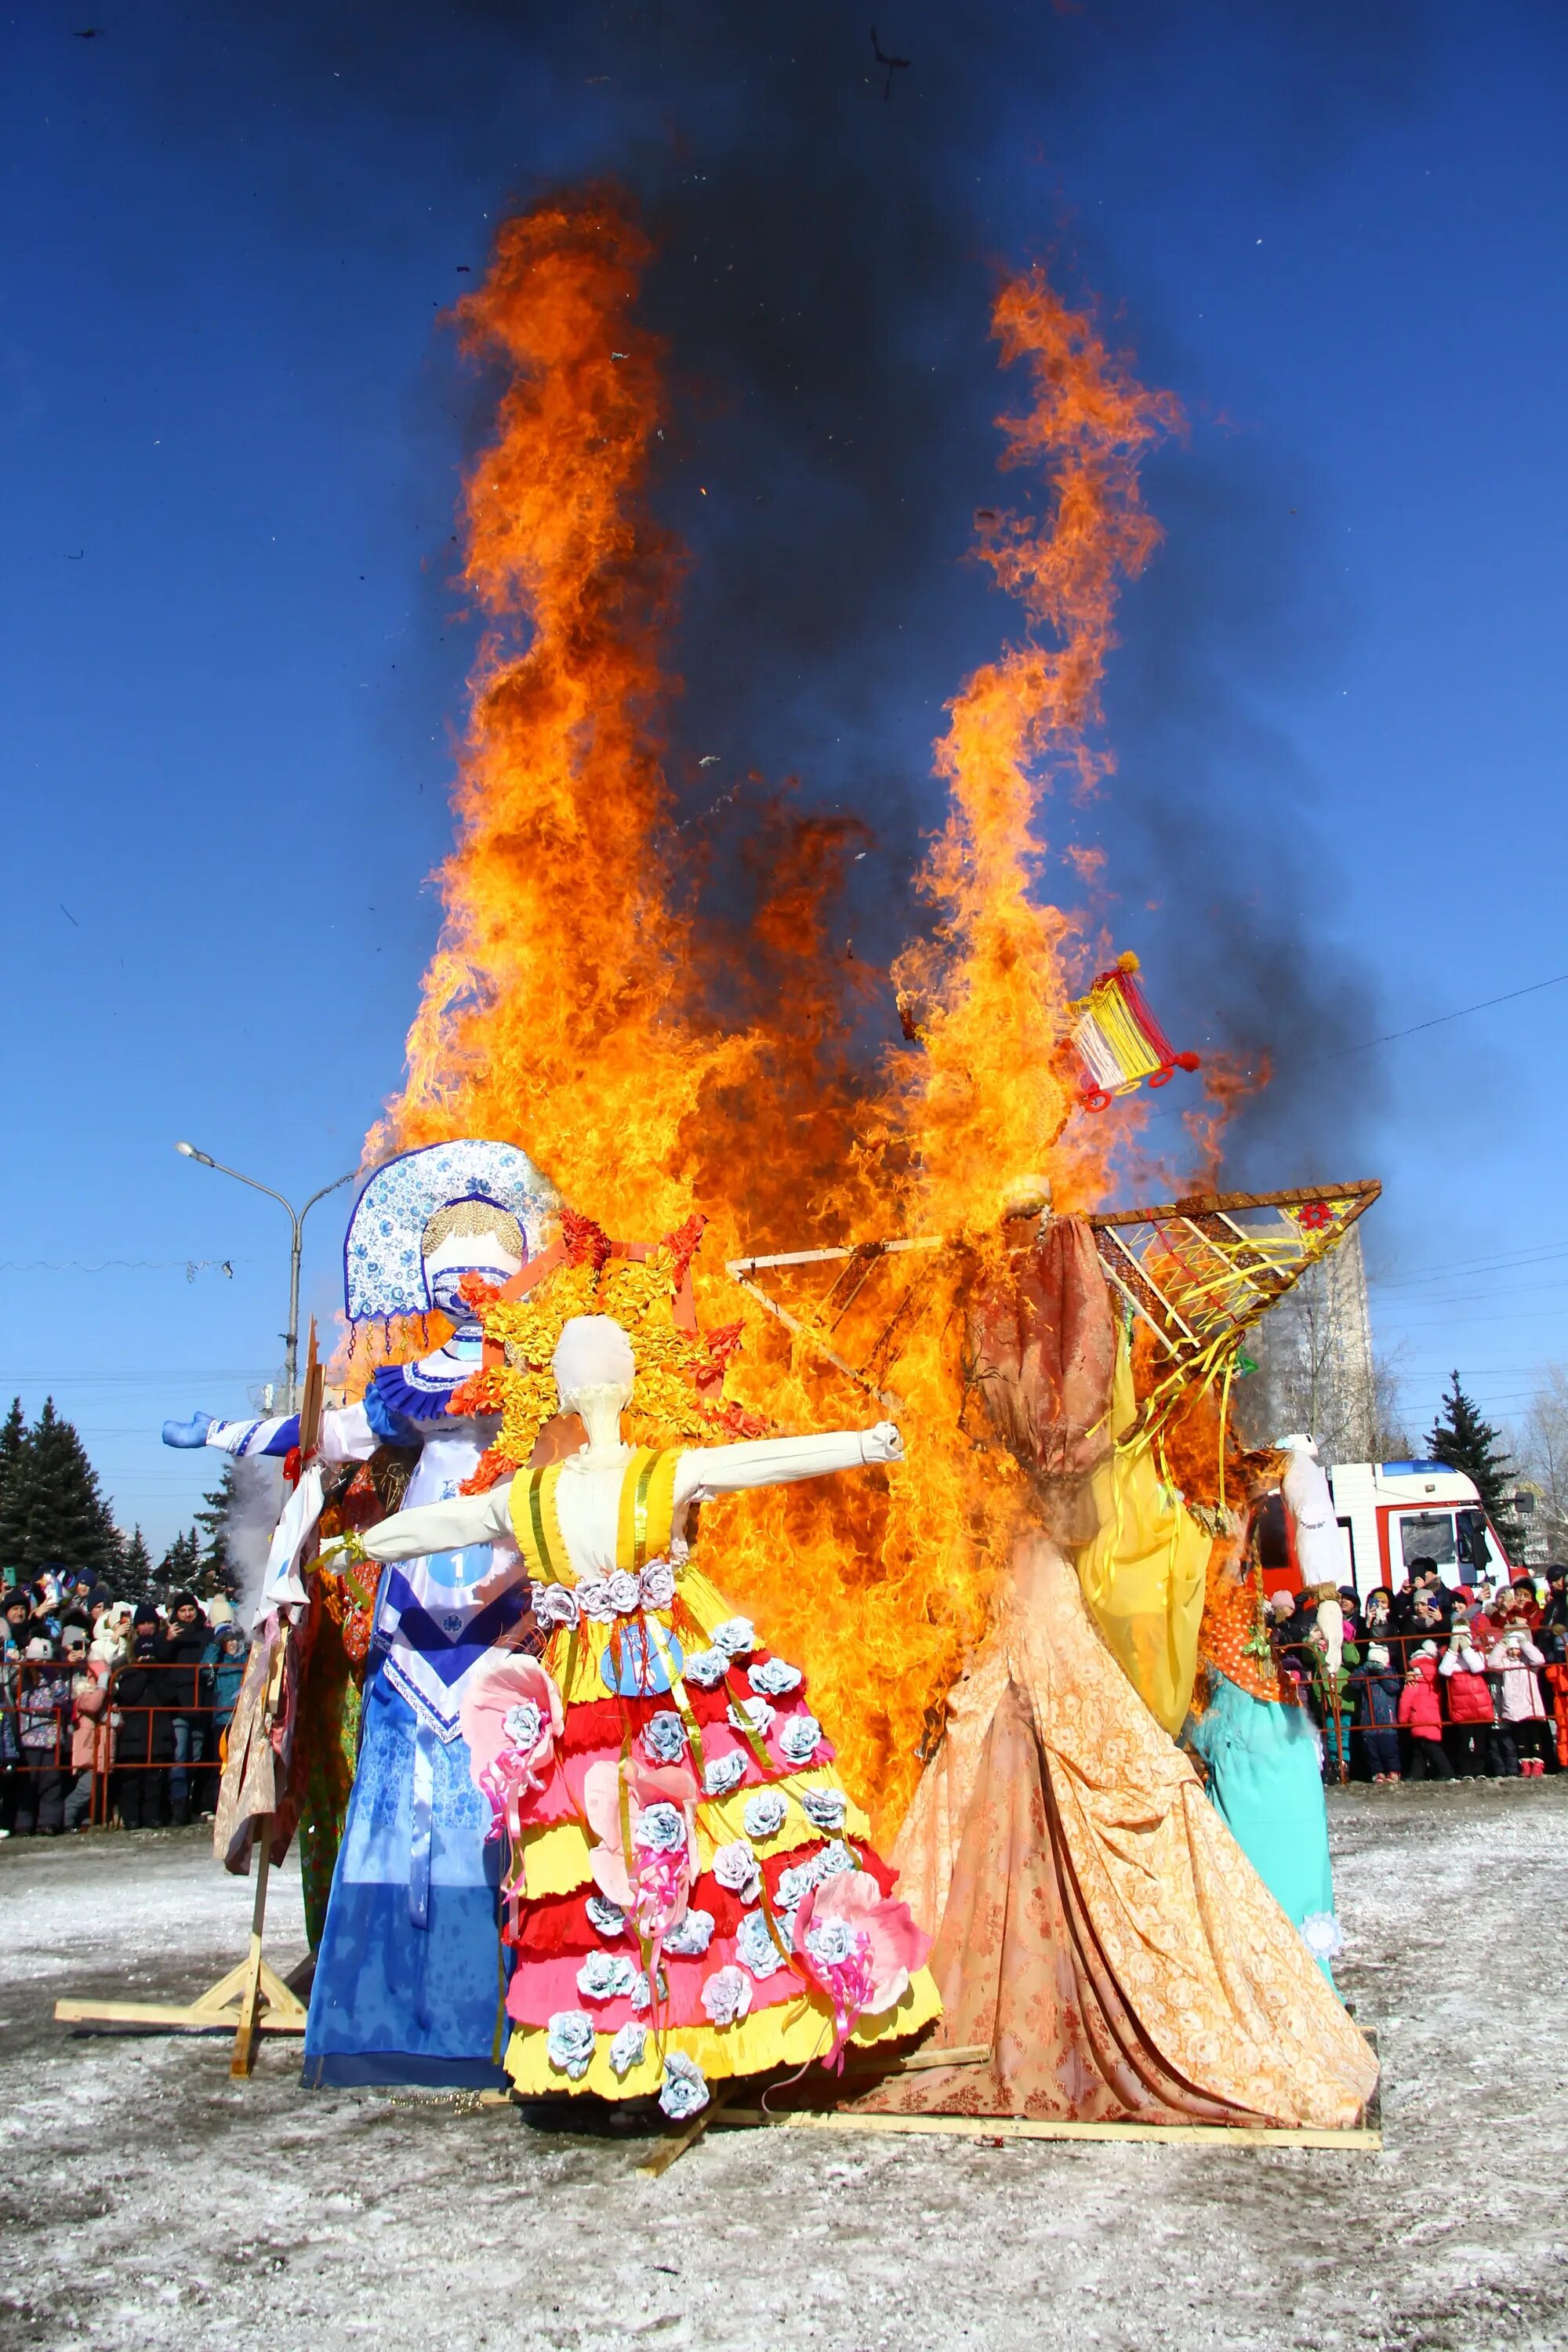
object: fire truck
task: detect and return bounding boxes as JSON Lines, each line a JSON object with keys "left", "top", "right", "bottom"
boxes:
{"left": 1325, "top": 1461, "right": 1508, "bottom": 1599}
{"left": 1251, "top": 1459, "right": 1508, "bottom": 1599}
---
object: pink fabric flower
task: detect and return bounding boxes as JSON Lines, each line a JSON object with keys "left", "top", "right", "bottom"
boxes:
{"left": 792, "top": 1869, "right": 931, "bottom": 2068}
{"left": 583, "top": 1761, "right": 700, "bottom": 1951}
{"left": 460, "top": 1653, "right": 565, "bottom": 1844}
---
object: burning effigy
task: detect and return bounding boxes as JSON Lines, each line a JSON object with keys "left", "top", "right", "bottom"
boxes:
{"left": 150, "top": 190, "right": 1379, "bottom": 2134}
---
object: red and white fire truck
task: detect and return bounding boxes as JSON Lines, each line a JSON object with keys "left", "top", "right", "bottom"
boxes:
{"left": 1327, "top": 1460, "right": 1508, "bottom": 1599}
{"left": 1252, "top": 1459, "right": 1509, "bottom": 1600}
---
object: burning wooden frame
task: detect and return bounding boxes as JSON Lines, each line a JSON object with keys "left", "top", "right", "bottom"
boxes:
{"left": 726, "top": 1180, "right": 1381, "bottom": 1417}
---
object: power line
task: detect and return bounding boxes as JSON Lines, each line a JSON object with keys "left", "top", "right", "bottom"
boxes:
{"left": 1308, "top": 969, "right": 1568, "bottom": 1066}
{"left": 1375, "top": 1278, "right": 1568, "bottom": 1312}
{"left": 1371, "top": 1245, "right": 1568, "bottom": 1293}
{"left": 1145, "top": 963, "right": 1568, "bottom": 1121}
{"left": 0, "top": 1258, "right": 245, "bottom": 1276}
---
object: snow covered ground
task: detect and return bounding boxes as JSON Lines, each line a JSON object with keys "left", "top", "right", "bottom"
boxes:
{"left": 2, "top": 1782, "right": 1566, "bottom": 2352}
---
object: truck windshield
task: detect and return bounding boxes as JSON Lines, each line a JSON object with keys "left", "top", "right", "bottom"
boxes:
{"left": 1400, "top": 1511, "right": 1457, "bottom": 1571}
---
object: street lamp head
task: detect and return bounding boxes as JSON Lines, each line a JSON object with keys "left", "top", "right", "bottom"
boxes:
{"left": 175, "top": 1141, "right": 216, "bottom": 1167}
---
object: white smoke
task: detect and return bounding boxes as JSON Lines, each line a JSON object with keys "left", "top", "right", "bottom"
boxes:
{"left": 224, "top": 1456, "right": 288, "bottom": 1628}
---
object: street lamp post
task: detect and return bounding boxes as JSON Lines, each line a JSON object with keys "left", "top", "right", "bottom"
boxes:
{"left": 175, "top": 1143, "right": 362, "bottom": 1411}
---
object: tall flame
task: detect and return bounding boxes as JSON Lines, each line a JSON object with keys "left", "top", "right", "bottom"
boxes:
{"left": 893, "top": 270, "right": 1182, "bottom": 1238}
{"left": 376, "top": 193, "right": 1182, "bottom": 1833}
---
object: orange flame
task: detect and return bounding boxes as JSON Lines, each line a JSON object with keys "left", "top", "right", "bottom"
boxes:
{"left": 374, "top": 195, "right": 1184, "bottom": 1834}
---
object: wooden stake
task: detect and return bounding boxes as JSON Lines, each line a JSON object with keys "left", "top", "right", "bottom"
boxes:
{"left": 637, "top": 2081, "right": 736, "bottom": 2179}
{"left": 230, "top": 1828, "right": 274, "bottom": 2078}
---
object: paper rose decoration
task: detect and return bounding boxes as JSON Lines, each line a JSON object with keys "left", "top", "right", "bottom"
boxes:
{"left": 728, "top": 1696, "right": 775, "bottom": 1740}
{"left": 583, "top": 1759, "right": 700, "bottom": 1951}
{"left": 546, "top": 2010, "right": 597, "bottom": 2081}
{"left": 792, "top": 1869, "right": 931, "bottom": 2067}
{"left": 681, "top": 1648, "right": 730, "bottom": 1690}
{"left": 608, "top": 2020, "right": 648, "bottom": 2079}
{"left": 702, "top": 1751, "right": 747, "bottom": 1798}
{"left": 577, "top": 1951, "right": 638, "bottom": 2002}
{"left": 641, "top": 1710, "right": 688, "bottom": 1766}
{"left": 460, "top": 1653, "right": 565, "bottom": 1846}
{"left": 742, "top": 1788, "right": 788, "bottom": 1841}
{"left": 800, "top": 1787, "right": 847, "bottom": 1833}
{"left": 711, "top": 1838, "right": 762, "bottom": 1903}
{"left": 748, "top": 1657, "right": 803, "bottom": 1697}
{"left": 663, "top": 1908, "right": 715, "bottom": 1958}
{"left": 777, "top": 1714, "right": 823, "bottom": 1768}
{"left": 735, "top": 1907, "right": 789, "bottom": 1981}
{"left": 711, "top": 1618, "right": 757, "bottom": 1659}
{"left": 659, "top": 2053, "right": 710, "bottom": 2120}
{"left": 701, "top": 1964, "right": 753, "bottom": 2029}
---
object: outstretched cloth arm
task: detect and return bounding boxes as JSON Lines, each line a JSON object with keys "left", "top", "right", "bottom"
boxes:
{"left": 675, "top": 1424, "right": 901, "bottom": 1508}
{"left": 361, "top": 1482, "right": 514, "bottom": 1563}
{"left": 165, "top": 1403, "right": 376, "bottom": 1465}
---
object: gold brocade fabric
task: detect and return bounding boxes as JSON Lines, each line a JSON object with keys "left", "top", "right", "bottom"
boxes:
{"left": 1073, "top": 1341, "right": 1209, "bottom": 1737}
{"left": 862, "top": 1534, "right": 1377, "bottom": 2130}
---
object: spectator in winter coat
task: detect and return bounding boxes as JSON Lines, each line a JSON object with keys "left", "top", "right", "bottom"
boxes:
{"left": 160, "top": 1593, "right": 210, "bottom": 1828}
{"left": 1537, "top": 1568, "right": 1568, "bottom": 1770}
{"left": 1348, "top": 1642, "right": 1403, "bottom": 1781}
{"left": 14, "top": 1638, "right": 71, "bottom": 1834}
{"left": 1398, "top": 1643, "right": 1454, "bottom": 1781}
{"left": 1439, "top": 1624, "right": 1494, "bottom": 1777}
{"left": 1305, "top": 1626, "right": 1359, "bottom": 1781}
{"left": 89, "top": 1604, "right": 132, "bottom": 1671}
{"left": 0, "top": 1614, "right": 26, "bottom": 1836}
{"left": 112, "top": 1611, "right": 175, "bottom": 1829}
{"left": 64, "top": 1651, "right": 113, "bottom": 1831}
{"left": 1486, "top": 1625, "right": 1551, "bottom": 1777}
{"left": 198, "top": 1625, "right": 248, "bottom": 1814}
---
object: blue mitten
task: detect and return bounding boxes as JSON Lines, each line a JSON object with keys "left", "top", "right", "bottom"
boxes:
{"left": 162, "top": 1412, "right": 215, "bottom": 1450}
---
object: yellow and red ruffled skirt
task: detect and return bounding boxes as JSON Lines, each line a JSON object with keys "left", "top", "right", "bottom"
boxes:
{"left": 503, "top": 1563, "right": 940, "bottom": 2100}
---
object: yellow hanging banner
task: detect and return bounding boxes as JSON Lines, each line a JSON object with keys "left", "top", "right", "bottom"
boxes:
{"left": 1073, "top": 1338, "right": 1210, "bottom": 1736}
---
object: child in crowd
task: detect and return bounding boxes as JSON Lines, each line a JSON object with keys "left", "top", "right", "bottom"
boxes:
{"left": 14, "top": 1637, "right": 71, "bottom": 1834}
{"left": 1398, "top": 1641, "right": 1454, "bottom": 1780}
{"left": 1348, "top": 1639, "right": 1402, "bottom": 1781}
{"left": 1439, "top": 1621, "right": 1494, "bottom": 1777}
{"left": 1487, "top": 1621, "right": 1551, "bottom": 1776}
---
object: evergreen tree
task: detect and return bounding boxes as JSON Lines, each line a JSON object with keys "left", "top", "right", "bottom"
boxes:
{"left": 0, "top": 1397, "right": 29, "bottom": 1569}
{"left": 1427, "top": 1371, "right": 1523, "bottom": 1562}
{"left": 122, "top": 1526, "right": 154, "bottom": 1602}
{"left": 16, "top": 1398, "right": 124, "bottom": 1576}
{"left": 192, "top": 1463, "right": 244, "bottom": 1604}
{"left": 151, "top": 1528, "right": 202, "bottom": 1611}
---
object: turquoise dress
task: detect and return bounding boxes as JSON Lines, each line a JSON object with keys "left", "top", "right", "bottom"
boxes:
{"left": 1186, "top": 1671, "right": 1342, "bottom": 1984}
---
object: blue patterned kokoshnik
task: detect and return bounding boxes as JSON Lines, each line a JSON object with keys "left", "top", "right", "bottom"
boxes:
{"left": 344, "top": 1138, "right": 561, "bottom": 1323}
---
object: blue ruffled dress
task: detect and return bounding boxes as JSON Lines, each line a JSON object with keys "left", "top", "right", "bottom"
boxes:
{"left": 1185, "top": 1671, "right": 1341, "bottom": 1984}
{"left": 302, "top": 1371, "right": 528, "bottom": 2089}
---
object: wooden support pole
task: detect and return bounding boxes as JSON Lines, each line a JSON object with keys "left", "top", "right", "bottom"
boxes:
{"left": 636, "top": 2082, "right": 739, "bottom": 2179}
{"left": 230, "top": 1822, "right": 275, "bottom": 2078}
{"left": 710, "top": 2108, "right": 1381, "bottom": 2151}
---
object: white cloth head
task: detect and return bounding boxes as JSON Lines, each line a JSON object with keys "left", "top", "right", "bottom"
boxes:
{"left": 553, "top": 1315, "right": 635, "bottom": 1398}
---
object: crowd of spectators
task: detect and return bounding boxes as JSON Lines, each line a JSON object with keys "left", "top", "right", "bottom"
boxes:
{"left": 1272, "top": 1561, "right": 1568, "bottom": 1784}
{"left": 5, "top": 1554, "right": 1566, "bottom": 1834}
{"left": 0, "top": 1568, "right": 249, "bottom": 1837}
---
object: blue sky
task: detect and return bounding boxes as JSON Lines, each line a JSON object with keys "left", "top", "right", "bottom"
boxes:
{"left": 2, "top": 3, "right": 1565, "bottom": 1552}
